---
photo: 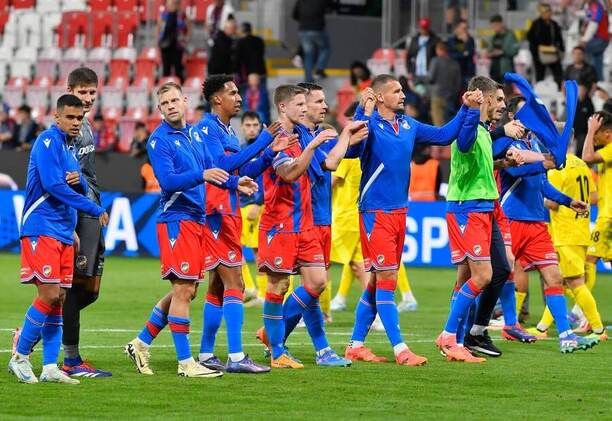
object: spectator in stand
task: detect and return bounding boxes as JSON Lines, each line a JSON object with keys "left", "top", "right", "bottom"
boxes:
{"left": 10, "top": 105, "right": 40, "bottom": 150}
{"left": 564, "top": 46, "right": 598, "bottom": 92}
{"left": 0, "top": 104, "right": 15, "bottom": 149}
{"left": 349, "top": 61, "right": 372, "bottom": 94}
{"left": 399, "top": 75, "right": 426, "bottom": 122}
{"left": 573, "top": 78, "right": 595, "bottom": 157}
{"left": 409, "top": 145, "right": 441, "bottom": 201}
{"left": 208, "top": 15, "right": 237, "bottom": 75}
{"left": 429, "top": 41, "right": 462, "bottom": 127}
{"left": 130, "top": 122, "right": 150, "bottom": 158}
{"left": 527, "top": 3, "right": 565, "bottom": 89}
{"left": 235, "top": 22, "right": 266, "bottom": 86}
{"left": 206, "top": 0, "right": 235, "bottom": 41}
{"left": 241, "top": 73, "right": 271, "bottom": 126}
{"left": 406, "top": 17, "right": 440, "bottom": 85}
{"left": 487, "top": 15, "right": 519, "bottom": 83}
{"left": 446, "top": 0, "right": 467, "bottom": 33}
{"left": 580, "top": 0, "right": 609, "bottom": 81}
{"left": 447, "top": 19, "right": 476, "bottom": 87}
{"left": 91, "top": 114, "right": 115, "bottom": 151}
{"left": 293, "top": 0, "right": 333, "bottom": 82}
{"left": 157, "top": 0, "right": 190, "bottom": 82}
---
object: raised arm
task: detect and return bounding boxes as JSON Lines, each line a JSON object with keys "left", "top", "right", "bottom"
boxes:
{"left": 455, "top": 107, "right": 480, "bottom": 153}
{"left": 204, "top": 125, "right": 275, "bottom": 172}
{"left": 542, "top": 177, "right": 572, "bottom": 208}
{"left": 582, "top": 114, "right": 605, "bottom": 164}
{"left": 414, "top": 105, "right": 469, "bottom": 146}
{"left": 148, "top": 137, "right": 205, "bottom": 193}
{"left": 275, "top": 136, "right": 329, "bottom": 183}
{"left": 322, "top": 122, "right": 368, "bottom": 171}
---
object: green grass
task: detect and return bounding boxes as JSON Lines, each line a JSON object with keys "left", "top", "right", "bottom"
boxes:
{"left": 0, "top": 253, "right": 610, "bottom": 420}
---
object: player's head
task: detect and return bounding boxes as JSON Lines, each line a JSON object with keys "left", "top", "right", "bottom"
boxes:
{"left": 297, "top": 82, "right": 328, "bottom": 126}
{"left": 506, "top": 95, "right": 526, "bottom": 121}
{"left": 274, "top": 84, "right": 307, "bottom": 125}
{"left": 241, "top": 111, "right": 261, "bottom": 142}
{"left": 593, "top": 110, "right": 612, "bottom": 146}
{"left": 203, "top": 74, "right": 242, "bottom": 118}
{"left": 157, "top": 82, "right": 187, "bottom": 127}
{"left": 467, "top": 76, "right": 501, "bottom": 120}
{"left": 67, "top": 67, "right": 98, "bottom": 115}
{"left": 371, "top": 74, "right": 405, "bottom": 114}
{"left": 55, "top": 94, "right": 85, "bottom": 137}
{"left": 490, "top": 14, "right": 504, "bottom": 33}
{"left": 493, "top": 83, "right": 506, "bottom": 121}
{"left": 435, "top": 41, "right": 449, "bottom": 57}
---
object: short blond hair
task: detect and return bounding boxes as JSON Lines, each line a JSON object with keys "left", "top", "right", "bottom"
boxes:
{"left": 157, "top": 82, "right": 182, "bottom": 97}
{"left": 274, "top": 85, "right": 307, "bottom": 107}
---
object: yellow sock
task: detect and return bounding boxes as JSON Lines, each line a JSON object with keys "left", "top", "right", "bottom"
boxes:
{"left": 337, "top": 264, "right": 354, "bottom": 298}
{"left": 572, "top": 284, "right": 604, "bottom": 332}
{"left": 256, "top": 273, "right": 267, "bottom": 300}
{"left": 242, "top": 263, "right": 255, "bottom": 291}
{"left": 538, "top": 306, "right": 554, "bottom": 330}
{"left": 515, "top": 291, "right": 527, "bottom": 315}
{"left": 585, "top": 261, "right": 597, "bottom": 291}
{"left": 320, "top": 279, "right": 331, "bottom": 315}
{"left": 397, "top": 264, "right": 411, "bottom": 294}
{"left": 284, "top": 276, "right": 296, "bottom": 302}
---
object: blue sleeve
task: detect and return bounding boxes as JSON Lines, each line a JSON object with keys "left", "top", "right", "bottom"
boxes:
{"left": 148, "top": 137, "right": 204, "bottom": 193}
{"left": 492, "top": 136, "right": 515, "bottom": 159}
{"left": 542, "top": 178, "right": 572, "bottom": 206}
{"left": 490, "top": 126, "right": 506, "bottom": 141}
{"left": 504, "top": 161, "right": 547, "bottom": 177}
{"left": 38, "top": 140, "right": 104, "bottom": 217}
{"left": 414, "top": 105, "right": 468, "bottom": 146}
{"left": 239, "top": 147, "right": 276, "bottom": 178}
{"left": 345, "top": 143, "right": 362, "bottom": 158}
{"left": 353, "top": 105, "right": 369, "bottom": 122}
{"left": 206, "top": 127, "right": 273, "bottom": 172}
{"left": 455, "top": 108, "right": 481, "bottom": 153}
{"left": 255, "top": 176, "right": 264, "bottom": 205}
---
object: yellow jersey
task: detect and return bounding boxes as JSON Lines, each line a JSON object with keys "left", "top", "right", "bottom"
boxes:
{"left": 595, "top": 142, "right": 612, "bottom": 219}
{"left": 331, "top": 158, "right": 361, "bottom": 233}
{"left": 547, "top": 154, "right": 594, "bottom": 246}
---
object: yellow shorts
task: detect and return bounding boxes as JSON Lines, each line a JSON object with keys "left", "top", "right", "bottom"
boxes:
{"left": 588, "top": 217, "right": 612, "bottom": 261}
{"left": 556, "top": 245, "right": 587, "bottom": 279}
{"left": 240, "top": 204, "right": 262, "bottom": 249}
{"left": 330, "top": 229, "right": 362, "bottom": 264}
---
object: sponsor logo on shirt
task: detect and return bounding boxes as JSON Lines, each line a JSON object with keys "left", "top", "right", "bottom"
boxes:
{"left": 43, "top": 138, "right": 51, "bottom": 148}
{"left": 150, "top": 139, "right": 157, "bottom": 149}
{"left": 77, "top": 144, "right": 95, "bottom": 157}
{"left": 201, "top": 126, "right": 209, "bottom": 135}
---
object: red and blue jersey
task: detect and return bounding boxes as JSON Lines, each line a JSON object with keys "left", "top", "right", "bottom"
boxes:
{"left": 585, "top": 0, "right": 610, "bottom": 42}
{"left": 147, "top": 120, "right": 240, "bottom": 224}
{"left": 20, "top": 124, "right": 105, "bottom": 245}
{"left": 196, "top": 113, "right": 274, "bottom": 216}
{"left": 354, "top": 105, "right": 467, "bottom": 212}
{"left": 500, "top": 137, "right": 572, "bottom": 222}
{"left": 259, "top": 142, "right": 314, "bottom": 233}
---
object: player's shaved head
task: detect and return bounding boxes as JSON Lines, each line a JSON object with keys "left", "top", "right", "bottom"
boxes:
{"left": 274, "top": 85, "right": 307, "bottom": 107}
{"left": 467, "top": 76, "right": 498, "bottom": 94}
{"left": 371, "top": 74, "right": 398, "bottom": 93}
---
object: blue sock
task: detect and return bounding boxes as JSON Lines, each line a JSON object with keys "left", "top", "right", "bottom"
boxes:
{"left": 41, "top": 307, "right": 62, "bottom": 366}
{"left": 200, "top": 294, "right": 223, "bottom": 355}
{"left": 350, "top": 285, "right": 376, "bottom": 342}
{"left": 137, "top": 306, "right": 168, "bottom": 346}
{"left": 168, "top": 316, "right": 191, "bottom": 362}
{"left": 302, "top": 299, "right": 329, "bottom": 352}
{"left": 444, "top": 279, "right": 481, "bottom": 334}
{"left": 283, "top": 286, "right": 317, "bottom": 340}
{"left": 223, "top": 289, "right": 244, "bottom": 355}
{"left": 17, "top": 298, "right": 51, "bottom": 356}
{"left": 263, "top": 293, "right": 285, "bottom": 359}
{"left": 376, "top": 281, "right": 403, "bottom": 347}
{"left": 545, "top": 287, "right": 571, "bottom": 334}
{"left": 500, "top": 279, "right": 518, "bottom": 326}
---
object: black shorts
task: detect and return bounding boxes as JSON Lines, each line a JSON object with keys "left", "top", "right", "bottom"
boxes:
{"left": 74, "top": 216, "right": 105, "bottom": 278}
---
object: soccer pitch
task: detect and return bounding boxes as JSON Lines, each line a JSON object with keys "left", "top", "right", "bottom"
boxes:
{"left": 0, "top": 253, "right": 610, "bottom": 420}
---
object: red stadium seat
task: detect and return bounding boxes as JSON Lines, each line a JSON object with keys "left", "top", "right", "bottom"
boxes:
{"left": 147, "top": 110, "right": 162, "bottom": 133}
{"left": 0, "top": 1, "right": 8, "bottom": 12}
{"left": 193, "top": 0, "right": 213, "bottom": 23}
{"left": 4, "top": 77, "right": 30, "bottom": 109}
{"left": 26, "top": 77, "right": 52, "bottom": 113}
{"left": 183, "top": 76, "right": 202, "bottom": 106}
{"left": 90, "top": 11, "right": 114, "bottom": 48}
{"left": 134, "top": 57, "right": 157, "bottom": 82}
{"left": 115, "top": 11, "right": 139, "bottom": 48}
{"left": 117, "top": 107, "right": 147, "bottom": 152}
{"left": 12, "top": 0, "right": 35, "bottom": 9}
{"left": 107, "top": 74, "right": 129, "bottom": 90}
{"left": 89, "top": 0, "right": 112, "bottom": 11}
{"left": 126, "top": 83, "right": 149, "bottom": 109}
{"left": 50, "top": 79, "right": 67, "bottom": 108}
{"left": 132, "top": 74, "right": 154, "bottom": 91}
{"left": 109, "top": 58, "right": 131, "bottom": 81}
{"left": 138, "top": 47, "right": 161, "bottom": 63}
{"left": 158, "top": 76, "right": 180, "bottom": 86}
{"left": 185, "top": 50, "right": 207, "bottom": 79}
{"left": 115, "top": 0, "right": 139, "bottom": 12}
{"left": 140, "top": 0, "right": 163, "bottom": 22}
{"left": 0, "top": 13, "right": 8, "bottom": 34}
{"left": 101, "top": 82, "right": 126, "bottom": 109}
{"left": 57, "top": 11, "right": 88, "bottom": 48}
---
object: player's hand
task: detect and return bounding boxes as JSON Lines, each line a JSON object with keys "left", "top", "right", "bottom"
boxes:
{"left": 270, "top": 133, "right": 299, "bottom": 152}
{"left": 543, "top": 154, "right": 556, "bottom": 169}
{"left": 98, "top": 211, "right": 109, "bottom": 227}
{"left": 265, "top": 121, "right": 282, "bottom": 137}
{"left": 342, "top": 120, "right": 369, "bottom": 145}
{"left": 503, "top": 120, "right": 525, "bottom": 139}
{"left": 310, "top": 128, "right": 338, "bottom": 148}
{"left": 237, "top": 176, "right": 258, "bottom": 196}
{"left": 204, "top": 168, "right": 230, "bottom": 184}
{"left": 570, "top": 200, "right": 588, "bottom": 215}
{"left": 359, "top": 88, "right": 375, "bottom": 108}
{"left": 65, "top": 171, "right": 81, "bottom": 186}
{"left": 587, "top": 114, "right": 603, "bottom": 135}
{"left": 72, "top": 231, "right": 80, "bottom": 254}
{"left": 246, "top": 204, "right": 260, "bottom": 221}
{"left": 462, "top": 89, "right": 483, "bottom": 108}
{"left": 505, "top": 148, "right": 525, "bottom": 166}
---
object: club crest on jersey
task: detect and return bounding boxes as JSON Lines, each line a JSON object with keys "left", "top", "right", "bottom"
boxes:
{"left": 150, "top": 139, "right": 157, "bottom": 149}
{"left": 228, "top": 251, "right": 237, "bottom": 262}
{"left": 193, "top": 132, "right": 202, "bottom": 142}
{"left": 42, "top": 265, "right": 52, "bottom": 277}
{"left": 274, "top": 257, "right": 283, "bottom": 267}
{"left": 43, "top": 138, "right": 51, "bottom": 148}
{"left": 401, "top": 120, "right": 409, "bottom": 130}
{"left": 473, "top": 245, "right": 482, "bottom": 256}
{"left": 181, "top": 262, "right": 190, "bottom": 273}
{"left": 201, "top": 126, "right": 209, "bottom": 135}
{"left": 174, "top": 140, "right": 181, "bottom": 147}
{"left": 377, "top": 254, "right": 385, "bottom": 265}
{"left": 169, "top": 238, "right": 177, "bottom": 248}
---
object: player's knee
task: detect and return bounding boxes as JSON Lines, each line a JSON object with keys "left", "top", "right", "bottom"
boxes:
{"left": 308, "top": 276, "right": 327, "bottom": 293}
{"left": 173, "top": 282, "right": 197, "bottom": 302}
{"left": 471, "top": 266, "right": 493, "bottom": 287}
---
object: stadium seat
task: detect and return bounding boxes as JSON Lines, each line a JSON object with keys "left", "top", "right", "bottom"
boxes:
{"left": 117, "top": 107, "right": 147, "bottom": 152}
{"left": 134, "top": 56, "right": 157, "bottom": 82}
{"left": 126, "top": 82, "right": 150, "bottom": 109}
{"left": 115, "top": 11, "right": 139, "bottom": 48}
{"left": 12, "top": 0, "right": 35, "bottom": 9}
{"left": 140, "top": 0, "right": 163, "bottom": 22}
{"left": 59, "top": 47, "right": 87, "bottom": 80}
{"left": 138, "top": 46, "right": 161, "bottom": 63}
{"left": 62, "top": 0, "right": 88, "bottom": 11}
{"left": 0, "top": 63, "right": 7, "bottom": 87}
{"left": 183, "top": 76, "right": 203, "bottom": 107}
{"left": 0, "top": 12, "right": 9, "bottom": 35}
{"left": 185, "top": 49, "right": 207, "bottom": 79}
{"left": 102, "top": 81, "right": 126, "bottom": 109}
{"left": 147, "top": 110, "right": 162, "bottom": 133}
{"left": 113, "top": 46, "right": 137, "bottom": 62}
{"left": 85, "top": 47, "right": 112, "bottom": 82}
{"left": 41, "top": 12, "right": 62, "bottom": 49}
{"left": 10, "top": 46, "right": 37, "bottom": 79}
{"left": 89, "top": 0, "right": 112, "bottom": 11}
{"left": 192, "top": 0, "right": 213, "bottom": 23}
{"left": 36, "top": 0, "right": 61, "bottom": 13}
{"left": 25, "top": 77, "right": 52, "bottom": 114}
{"left": 35, "top": 47, "right": 62, "bottom": 81}
{"left": 90, "top": 10, "right": 114, "bottom": 48}
{"left": 115, "top": 0, "right": 139, "bottom": 12}
{"left": 3, "top": 77, "right": 29, "bottom": 109}
{"left": 132, "top": 73, "right": 154, "bottom": 91}
{"left": 50, "top": 79, "right": 68, "bottom": 107}
{"left": 109, "top": 58, "right": 131, "bottom": 82}
{"left": 57, "top": 11, "right": 88, "bottom": 48}
{"left": 17, "top": 11, "right": 41, "bottom": 48}
{"left": 0, "top": 0, "right": 7, "bottom": 12}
